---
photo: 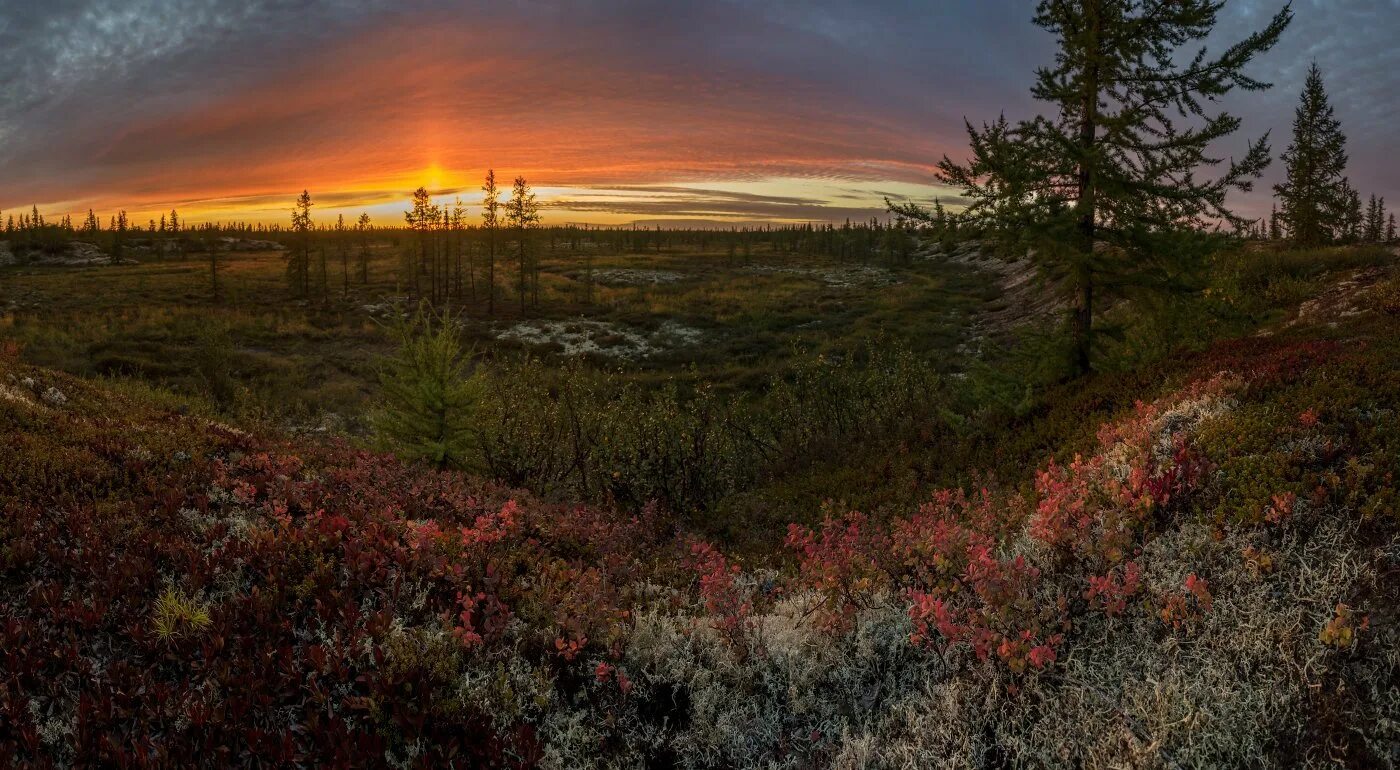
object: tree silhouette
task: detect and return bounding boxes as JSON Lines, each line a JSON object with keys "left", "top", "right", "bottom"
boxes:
{"left": 288, "top": 191, "right": 314, "bottom": 297}
{"left": 112, "top": 210, "right": 128, "bottom": 264}
{"left": 505, "top": 176, "right": 541, "bottom": 313}
{"left": 1275, "top": 63, "right": 1349, "bottom": 246}
{"left": 356, "top": 213, "right": 372, "bottom": 284}
{"left": 1364, "top": 194, "right": 1386, "bottom": 244}
{"left": 481, "top": 170, "right": 501, "bottom": 315}
{"left": 336, "top": 214, "right": 349, "bottom": 297}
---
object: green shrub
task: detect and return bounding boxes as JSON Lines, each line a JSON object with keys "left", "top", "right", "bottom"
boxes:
{"left": 371, "top": 304, "right": 487, "bottom": 470}
{"left": 192, "top": 323, "right": 239, "bottom": 411}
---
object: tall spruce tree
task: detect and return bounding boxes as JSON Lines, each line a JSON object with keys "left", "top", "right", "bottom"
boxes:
{"left": 1274, "top": 63, "right": 1348, "bottom": 246}
{"left": 1364, "top": 194, "right": 1385, "bottom": 243}
{"left": 895, "top": 0, "right": 1290, "bottom": 375}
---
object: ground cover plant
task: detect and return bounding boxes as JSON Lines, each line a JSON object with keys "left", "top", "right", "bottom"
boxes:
{"left": 2, "top": 249, "right": 1398, "bottom": 767}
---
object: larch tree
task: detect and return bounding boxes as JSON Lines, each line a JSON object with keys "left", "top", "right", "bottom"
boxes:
{"left": 170, "top": 209, "right": 184, "bottom": 260}
{"left": 1339, "top": 180, "right": 1363, "bottom": 243}
{"left": 336, "top": 214, "right": 349, "bottom": 297}
{"left": 896, "top": 0, "right": 1290, "bottom": 375}
{"left": 406, "top": 188, "right": 432, "bottom": 299}
{"left": 481, "top": 170, "right": 501, "bottom": 316}
{"left": 504, "top": 176, "right": 541, "bottom": 313}
{"left": 451, "top": 198, "right": 468, "bottom": 301}
{"left": 1274, "top": 63, "right": 1348, "bottom": 246}
{"left": 113, "top": 210, "right": 128, "bottom": 264}
{"left": 288, "top": 190, "right": 313, "bottom": 298}
{"left": 371, "top": 304, "right": 486, "bottom": 471}
{"left": 356, "top": 213, "right": 372, "bottom": 284}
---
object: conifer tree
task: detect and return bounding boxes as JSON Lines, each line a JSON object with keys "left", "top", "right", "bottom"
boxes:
{"left": 1339, "top": 180, "right": 1363, "bottom": 243}
{"left": 371, "top": 305, "right": 485, "bottom": 471}
{"left": 336, "top": 214, "right": 349, "bottom": 297}
{"left": 896, "top": 0, "right": 1289, "bottom": 375}
{"left": 1364, "top": 194, "right": 1385, "bottom": 243}
{"left": 405, "top": 187, "right": 440, "bottom": 302}
{"left": 113, "top": 211, "right": 128, "bottom": 263}
{"left": 288, "top": 191, "right": 313, "bottom": 297}
{"left": 356, "top": 213, "right": 372, "bottom": 284}
{"left": 505, "top": 176, "right": 541, "bottom": 313}
{"left": 169, "top": 209, "right": 184, "bottom": 260}
{"left": 451, "top": 198, "right": 468, "bottom": 300}
{"left": 1389, "top": 213, "right": 1397, "bottom": 244}
{"left": 481, "top": 170, "right": 501, "bottom": 315}
{"left": 1269, "top": 204, "right": 1283, "bottom": 240}
{"left": 1274, "top": 63, "right": 1348, "bottom": 246}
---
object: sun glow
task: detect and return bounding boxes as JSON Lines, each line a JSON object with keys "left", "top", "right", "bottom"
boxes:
{"left": 422, "top": 164, "right": 447, "bottom": 191}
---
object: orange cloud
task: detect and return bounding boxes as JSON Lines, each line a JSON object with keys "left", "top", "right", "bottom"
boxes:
{"left": 2, "top": 9, "right": 957, "bottom": 225}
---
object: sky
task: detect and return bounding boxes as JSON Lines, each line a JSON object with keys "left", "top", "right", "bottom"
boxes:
{"left": 1, "top": 0, "right": 1397, "bottom": 227}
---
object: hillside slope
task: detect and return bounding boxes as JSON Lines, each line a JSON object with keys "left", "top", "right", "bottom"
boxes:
{"left": 2, "top": 263, "right": 1399, "bottom": 767}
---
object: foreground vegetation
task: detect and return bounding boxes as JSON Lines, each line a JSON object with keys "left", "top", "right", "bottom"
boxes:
{"left": 2, "top": 244, "right": 1398, "bottom": 766}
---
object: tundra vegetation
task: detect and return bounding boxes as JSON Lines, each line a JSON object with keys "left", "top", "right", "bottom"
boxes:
{"left": 1, "top": 1, "right": 1399, "bottom": 768}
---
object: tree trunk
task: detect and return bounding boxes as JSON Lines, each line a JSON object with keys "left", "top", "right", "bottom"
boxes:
{"left": 1072, "top": 1, "right": 1101, "bottom": 378}
{"left": 1072, "top": 275, "right": 1092, "bottom": 375}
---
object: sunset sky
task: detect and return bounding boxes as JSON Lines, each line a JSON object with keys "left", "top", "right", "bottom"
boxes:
{"left": 2, "top": 0, "right": 1397, "bottom": 227}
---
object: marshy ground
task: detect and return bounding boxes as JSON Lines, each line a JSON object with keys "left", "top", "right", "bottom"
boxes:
{"left": 0, "top": 240, "right": 1000, "bottom": 422}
